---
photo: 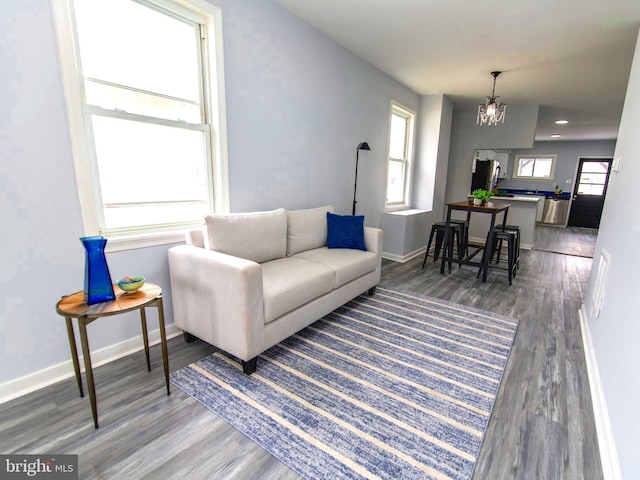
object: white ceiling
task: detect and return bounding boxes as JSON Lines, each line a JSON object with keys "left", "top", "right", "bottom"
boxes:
{"left": 274, "top": 0, "right": 640, "bottom": 141}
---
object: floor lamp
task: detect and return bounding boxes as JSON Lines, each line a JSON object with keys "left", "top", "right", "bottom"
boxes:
{"left": 352, "top": 142, "right": 370, "bottom": 215}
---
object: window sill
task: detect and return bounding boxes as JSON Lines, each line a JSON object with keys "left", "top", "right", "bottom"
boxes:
{"left": 385, "top": 204, "right": 413, "bottom": 213}
{"left": 383, "top": 208, "right": 429, "bottom": 216}
{"left": 104, "top": 229, "right": 189, "bottom": 253}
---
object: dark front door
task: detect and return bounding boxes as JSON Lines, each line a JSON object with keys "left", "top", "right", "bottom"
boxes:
{"left": 567, "top": 157, "right": 612, "bottom": 229}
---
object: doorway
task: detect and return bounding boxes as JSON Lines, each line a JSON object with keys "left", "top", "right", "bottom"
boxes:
{"left": 567, "top": 157, "right": 612, "bottom": 229}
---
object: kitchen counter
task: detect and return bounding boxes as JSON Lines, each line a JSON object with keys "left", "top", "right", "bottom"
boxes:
{"left": 463, "top": 196, "right": 539, "bottom": 248}
{"left": 492, "top": 194, "right": 545, "bottom": 221}
{"left": 468, "top": 194, "right": 539, "bottom": 202}
{"left": 492, "top": 195, "right": 541, "bottom": 202}
{"left": 497, "top": 189, "right": 571, "bottom": 200}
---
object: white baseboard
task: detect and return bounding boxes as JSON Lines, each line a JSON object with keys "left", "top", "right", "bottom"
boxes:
{"left": 382, "top": 246, "right": 427, "bottom": 263}
{"left": 0, "top": 324, "right": 182, "bottom": 406}
{"left": 381, "top": 237, "right": 534, "bottom": 264}
{"left": 579, "top": 305, "right": 622, "bottom": 480}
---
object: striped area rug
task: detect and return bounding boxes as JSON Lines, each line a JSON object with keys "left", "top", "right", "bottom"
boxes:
{"left": 170, "top": 287, "right": 519, "bottom": 480}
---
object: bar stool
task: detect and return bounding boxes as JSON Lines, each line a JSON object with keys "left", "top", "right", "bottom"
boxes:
{"left": 493, "top": 224, "right": 520, "bottom": 268}
{"left": 449, "top": 218, "right": 469, "bottom": 257}
{"left": 422, "top": 222, "right": 462, "bottom": 268}
{"left": 481, "top": 229, "right": 518, "bottom": 285}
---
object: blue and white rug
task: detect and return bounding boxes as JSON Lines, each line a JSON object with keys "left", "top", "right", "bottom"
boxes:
{"left": 170, "top": 287, "right": 519, "bottom": 479}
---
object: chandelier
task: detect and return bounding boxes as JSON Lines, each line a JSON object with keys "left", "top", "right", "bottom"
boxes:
{"left": 477, "top": 71, "right": 506, "bottom": 126}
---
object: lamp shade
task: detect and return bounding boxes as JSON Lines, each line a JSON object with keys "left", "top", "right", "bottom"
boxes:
{"left": 357, "top": 142, "right": 370, "bottom": 151}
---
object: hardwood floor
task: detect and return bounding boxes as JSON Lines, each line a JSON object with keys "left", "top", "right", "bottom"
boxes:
{"left": 387, "top": 228, "right": 601, "bottom": 480}
{"left": 533, "top": 224, "right": 598, "bottom": 258}
{"left": 0, "top": 227, "right": 602, "bottom": 479}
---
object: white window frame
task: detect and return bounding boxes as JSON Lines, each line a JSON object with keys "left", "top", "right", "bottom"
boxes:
{"left": 385, "top": 101, "right": 416, "bottom": 211}
{"left": 51, "top": 0, "right": 230, "bottom": 251}
{"left": 513, "top": 154, "right": 557, "bottom": 181}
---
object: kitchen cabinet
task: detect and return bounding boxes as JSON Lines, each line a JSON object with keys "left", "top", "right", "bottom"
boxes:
{"left": 494, "top": 152, "right": 508, "bottom": 179}
{"left": 466, "top": 195, "right": 540, "bottom": 248}
{"left": 474, "top": 149, "right": 496, "bottom": 161}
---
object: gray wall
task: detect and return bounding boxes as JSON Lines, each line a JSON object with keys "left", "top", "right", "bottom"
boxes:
{"left": 499, "top": 140, "right": 616, "bottom": 192}
{"left": 222, "top": 1, "right": 418, "bottom": 224}
{"left": 379, "top": 210, "right": 432, "bottom": 261}
{"left": 583, "top": 30, "right": 640, "bottom": 478}
{"left": 381, "top": 94, "right": 453, "bottom": 261}
{"left": 413, "top": 94, "right": 453, "bottom": 212}
{"left": 0, "top": 0, "right": 418, "bottom": 387}
{"left": 445, "top": 105, "right": 539, "bottom": 212}
{"left": 382, "top": 100, "right": 543, "bottom": 260}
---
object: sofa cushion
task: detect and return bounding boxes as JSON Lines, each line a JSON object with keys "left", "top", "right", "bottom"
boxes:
{"left": 326, "top": 212, "right": 366, "bottom": 251}
{"left": 203, "top": 208, "right": 287, "bottom": 264}
{"left": 293, "top": 247, "right": 378, "bottom": 289}
{"left": 261, "top": 257, "right": 334, "bottom": 324}
{"left": 186, "top": 229, "right": 205, "bottom": 248}
{"left": 286, "top": 205, "right": 335, "bottom": 256}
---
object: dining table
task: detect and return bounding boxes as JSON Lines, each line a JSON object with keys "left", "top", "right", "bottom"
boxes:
{"left": 440, "top": 200, "right": 511, "bottom": 282}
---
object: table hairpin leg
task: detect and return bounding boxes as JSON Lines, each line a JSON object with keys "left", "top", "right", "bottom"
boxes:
{"left": 78, "top": 317, "right": 99, "bottom": 429}
{"left": 156, "top": 295, "right": 170, "bottom": 395}
{"left": 140, "top": 308, "right": 151, "bottom": 372}
{"left": 65, "top": 316, "right": 83, "bottom": 398}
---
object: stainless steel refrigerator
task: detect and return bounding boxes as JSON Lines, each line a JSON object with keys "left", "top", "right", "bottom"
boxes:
{"left": 471, "top": 159, "right": 500, "bottom": 193}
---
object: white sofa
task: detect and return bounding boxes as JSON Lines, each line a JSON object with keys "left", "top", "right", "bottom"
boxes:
{"left": 168, "top": 205, "right": 382, "bottom": 373}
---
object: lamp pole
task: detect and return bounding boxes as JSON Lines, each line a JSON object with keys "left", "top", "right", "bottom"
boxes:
{"left": 352, "top": 142, "right": 370, "bottom": 215}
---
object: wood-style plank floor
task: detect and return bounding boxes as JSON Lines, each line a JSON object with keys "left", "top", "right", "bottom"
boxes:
{"left": 0, "top": 226, "right": 601, "bottom": 479}
{"left": 533, "top": 224, "right": 598, "bottom": 258}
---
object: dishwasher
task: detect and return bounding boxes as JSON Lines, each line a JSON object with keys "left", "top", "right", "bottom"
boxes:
{"left": 542, "top": 198, "right": 570, "bottom": 225}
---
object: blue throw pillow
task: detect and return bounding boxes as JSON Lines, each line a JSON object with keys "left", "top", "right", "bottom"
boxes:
{"left": 326, "top": 212, "right": 367, "bottom": 251}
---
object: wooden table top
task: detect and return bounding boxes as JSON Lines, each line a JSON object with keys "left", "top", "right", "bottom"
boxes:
{"left": 447, "top": 200, "right": 511, "bottom": 212}
{"left": 56, "top": 283, "right": 162, "bottom": 318}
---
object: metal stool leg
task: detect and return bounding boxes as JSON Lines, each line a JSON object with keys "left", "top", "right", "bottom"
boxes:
{"left": 507, "top": 235, "right": 514, "bottom": 285}
{"left": 422, "top": 224, "right": 438, "bottom": 268}
{"left": 434, "top": 229, "right": 445, "bottom": 262}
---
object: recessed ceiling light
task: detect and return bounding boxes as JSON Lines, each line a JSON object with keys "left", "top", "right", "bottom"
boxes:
{"left": 555, "top": 120, "right": 569, "bottom": 124}
{"left": 551, "top": 134, "right": 562, "bottom": 138}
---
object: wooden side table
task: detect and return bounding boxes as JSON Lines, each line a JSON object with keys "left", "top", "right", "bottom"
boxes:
{"left": 56, "top": 283, "right": 170, "bottom": 428}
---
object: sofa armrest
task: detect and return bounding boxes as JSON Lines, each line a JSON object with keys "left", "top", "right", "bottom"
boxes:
{"left": 364, "top": 226, "right": 383, "bottom": 284}
{"left": 364, "top": 226, "right": 383, "bottom": 255}
{"left": 168, "top": 244, "right": 265, "bottom": 361}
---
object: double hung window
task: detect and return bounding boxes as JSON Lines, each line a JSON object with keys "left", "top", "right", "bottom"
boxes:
{"left": 53, "top": 0, "right": 228, "bottom": 249}
{"left": 513, "top": 154, "right": 556, "bottom": 180}
{"left": 385, "top": 102, "right": 415, "bottom": 209}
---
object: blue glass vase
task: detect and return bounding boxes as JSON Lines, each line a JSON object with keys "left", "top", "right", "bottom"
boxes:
{"left": 81, "top": 236, "right": 115, "bottom": 305}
